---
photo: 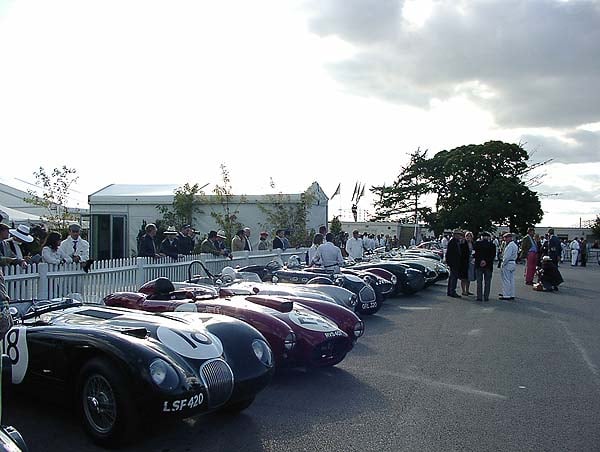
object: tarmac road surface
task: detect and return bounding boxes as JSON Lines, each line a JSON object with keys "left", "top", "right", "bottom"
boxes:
{"left": 4, "top": 263, "right": 600, "bottom": 451}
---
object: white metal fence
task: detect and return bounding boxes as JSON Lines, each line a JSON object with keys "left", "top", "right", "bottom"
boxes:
{"left": 2, "top": 248, "right": 307, "bottom": 303}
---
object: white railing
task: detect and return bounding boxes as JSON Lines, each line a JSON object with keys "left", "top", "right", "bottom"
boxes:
{"left": 2, "top": 248, "right": 307, "bottom": 303}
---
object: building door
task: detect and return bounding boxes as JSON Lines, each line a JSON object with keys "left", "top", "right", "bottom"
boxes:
{"left": 91, "top": 214, "right": 127, "bottom": 260}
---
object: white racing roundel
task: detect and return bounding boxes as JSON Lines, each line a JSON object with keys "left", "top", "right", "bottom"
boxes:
{"left": 156, "top": 326, "right": 223, "bottom": 360}
{"left": 288, "top": 309, "right": 338, "bottom": 333}
{"left": 3, "top": 327, "right": 28, "bottom": 384}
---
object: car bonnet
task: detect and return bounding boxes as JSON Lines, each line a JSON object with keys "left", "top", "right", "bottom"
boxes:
{"left": 43, "top": 305, "right": 225, "bottom": 361}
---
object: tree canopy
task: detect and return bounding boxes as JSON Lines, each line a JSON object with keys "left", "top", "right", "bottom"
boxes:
{"left": 24, "top": 166, "right": 79, "bottom": 231}
{"left": 375, "top": 141, "right": 544, "bottom": 235}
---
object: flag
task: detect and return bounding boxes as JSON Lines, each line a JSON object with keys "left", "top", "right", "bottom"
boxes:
{"left": 359, "top": 184, "right": 365, "bottom": 199}
{"left": 330, "top": 183, "right": 341, "bottom": 199}
{"left": 356, "top": 183, "right": 364, "bottom": 203}
{"left": 351, "top": 182, "right": 358, "bottom": 202}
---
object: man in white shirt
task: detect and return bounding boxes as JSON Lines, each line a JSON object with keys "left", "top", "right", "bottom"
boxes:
{"left": 59, "top": 223, "right": 90, "bottom": 264}
{"left": 569, "top": 237, "right": 580, "bottom": 266}
{"left": 346, "top": 230, "right": 364, "bottom": 261}
{"left": 499, "top": 232, "right": 518, "bottom": 301}
{"left": 313, "top": 233, "right": 344, "bottom": 274}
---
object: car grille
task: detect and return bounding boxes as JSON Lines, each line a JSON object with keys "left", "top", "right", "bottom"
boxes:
{"left": 358, "top": 285, "right": 376, "bottom": 302}
{"left": 312, "top": 338, "right": 348, "bottom": 363}
{"left": 199, "top": 359, "right": 234, "bottom": 408}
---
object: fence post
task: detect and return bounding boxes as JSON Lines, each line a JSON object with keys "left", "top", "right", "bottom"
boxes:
{"left": 136, "top": 257, "right": 146, "bottom": 289}
{"left": 38, "top": 263, "right": 49, "bottom": 300}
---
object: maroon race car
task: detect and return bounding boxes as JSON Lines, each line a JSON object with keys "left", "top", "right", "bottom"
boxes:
{"left": 104, "top": 277, "right": 364, "bottom": 369}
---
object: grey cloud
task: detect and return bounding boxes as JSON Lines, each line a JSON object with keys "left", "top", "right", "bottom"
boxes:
{"left": 522, "top": 130, "right": 600, "bottom": 164}
{"left": 537, "top": 184, "right": 600, "bottom": 203}
{"left": 304, "top": 0, "right": 600, "bottom": 128}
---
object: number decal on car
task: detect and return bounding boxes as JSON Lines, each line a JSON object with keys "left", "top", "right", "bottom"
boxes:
{"left": 2, "top": 327, "right": 28, "bottom": 384}
{"left": 156, "top": 326, "right": 223, "bottom": 360}
{"left": 288, "top": 310, "right": 338, "bottom": 332}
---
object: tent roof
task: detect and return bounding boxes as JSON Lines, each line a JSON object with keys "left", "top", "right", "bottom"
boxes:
{"left": 0, "top": 204, "right": 44, "bottom": 223}
{"left": 88, "top": 183, "right": 328, "bottom": 205}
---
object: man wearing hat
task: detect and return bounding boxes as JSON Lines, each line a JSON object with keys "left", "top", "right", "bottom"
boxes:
{"left": 59, "top": 223, "right": 90, "bottom": 264}
{"left": 5, "top": 225, "right": 34, "bottom": 268}
{"left": 0, "top": 223, "right": 22, "bottom": 267}
{"left": 159, "top": 226, "right": 180, "bottom": 260}
{"left": 445, "top": 229, "right": 466, "bottom": 298}
{"left": 200, "top": 231, "right": 229, "bottom": 257}
{"left": 499, "top": 232, "right": 518, "bottom": 300}
{"left": 257, "top": 231, "right": 270, "bottom": 251}
{"left": 473, "top": 231, "right": 496, "bottom": 302}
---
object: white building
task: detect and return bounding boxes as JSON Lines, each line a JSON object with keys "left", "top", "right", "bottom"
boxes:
{"left": 88, "top": 182, "right": 329, "bottom": 259}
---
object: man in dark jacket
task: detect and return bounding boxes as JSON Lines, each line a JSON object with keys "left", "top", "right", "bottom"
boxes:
{"left": 445, "top": 229, "right": 465, "bottom": 298}
{"left": 138, "top": 223, "right": 162, "bottom": 258}
{"left": 474, "top": 231, "right": 496, "bottom": 302}
{"left": 273, "top": 229, "right": 285, "bottom": 250}
{"left": 176, "top": 224, "right": 195, "bottom": 255}
{"left": 546, "top": 228, "right": 562, "bottom": 266}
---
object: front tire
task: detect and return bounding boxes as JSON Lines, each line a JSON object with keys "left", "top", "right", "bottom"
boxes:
{"left": 78, "top": 357, "right": 138, "bottom": 447}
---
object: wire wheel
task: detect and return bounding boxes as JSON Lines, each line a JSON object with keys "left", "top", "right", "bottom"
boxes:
{"left": 82, "top": 374, "right": 117, "bottom": 435}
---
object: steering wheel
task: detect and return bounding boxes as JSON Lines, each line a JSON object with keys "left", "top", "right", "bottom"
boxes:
{"left": 187, "top": 260, "right": 214, "bottom": 282}
{"left": 221, "top": 274, "right": 234, "bottom": 284}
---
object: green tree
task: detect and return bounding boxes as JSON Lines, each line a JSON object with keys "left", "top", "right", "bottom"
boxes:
{"left": 258, "top": 179, "right": 317, "bottom": 247}
{"left": 591, "top": 215, "right": 600, "bottom": 237}
{"left": 157, "top": 183, "right": 205, "bottom": 228}
{"left": 202, "top": 164, "right": 246, "bottom": 245}
{"left": 377, "top": 141, "right": 545, "bottom": 235}
{"left": 24, "top": 166, "right": 79, "bottom": 231}
{"left": 372, "top": 148, "right": 431, "bottom": 223}
{"left": 330, "top": 216, "right": 342, "bottom": 236}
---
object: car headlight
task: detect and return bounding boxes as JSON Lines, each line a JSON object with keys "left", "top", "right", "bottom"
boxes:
{"left": 390, "top": 275, "right": 398, "bottom": 285}
{"left": 149, "top": 358, "right": 179, "bottom": 390}
{"left": 363, "top": 275, "right": 373, "bottom": 285}
{"left": 252, "top": 339, "right": 274, "bottom": 367}
{"left": 348, "top": 293, "right": 358, "bottom": 307}
{"left": 334, "top": 277, "right": 344, "bottom": 286}
{"left": 284, "top": 332, "right": 296, "bottom": 351}
{"left": 353, "top": 321, "right": 365, "bottom": 338}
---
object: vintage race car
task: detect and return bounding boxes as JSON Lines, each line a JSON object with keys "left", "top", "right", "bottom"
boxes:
{"left": 396, "top": 256, "right": 449, "bottom": 283}
{"left": 238, "top": 261, "right": 380, "bottom": 315}
{"left": 185, "top": 263, "right": 359, "bottom": 313}
{"left": 104, "top": 277, "right": 365, "bottom": 369}
{"left": 5, "top": 297, "right": 274, "bottom": 447}
{"left": 414, "top": 241, "right": 445, "bottom": 258}
{"left": 347, "top": 260, "right": 426, "bottom": 295}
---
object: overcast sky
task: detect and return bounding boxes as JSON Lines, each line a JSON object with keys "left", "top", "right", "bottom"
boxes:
{"left": 1, "top": 0, "right": 598, "bottom": 228}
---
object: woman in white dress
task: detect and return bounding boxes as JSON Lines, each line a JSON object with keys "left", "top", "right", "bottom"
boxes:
{"left": 42, "top": 231, "right": 73, "bottom": 265}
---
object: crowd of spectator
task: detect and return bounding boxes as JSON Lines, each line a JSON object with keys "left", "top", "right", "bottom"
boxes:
{"left": 0, "top": 221, "right": 93, "bottom": 272}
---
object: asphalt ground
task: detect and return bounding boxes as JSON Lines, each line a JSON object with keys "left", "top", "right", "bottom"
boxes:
{"left": 4, "top": 263, "right": 600, "bottom": 452}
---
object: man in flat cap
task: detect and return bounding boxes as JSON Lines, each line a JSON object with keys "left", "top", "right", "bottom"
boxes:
{"left": 499, "top": 232, "right": 518, "bottom": 300}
